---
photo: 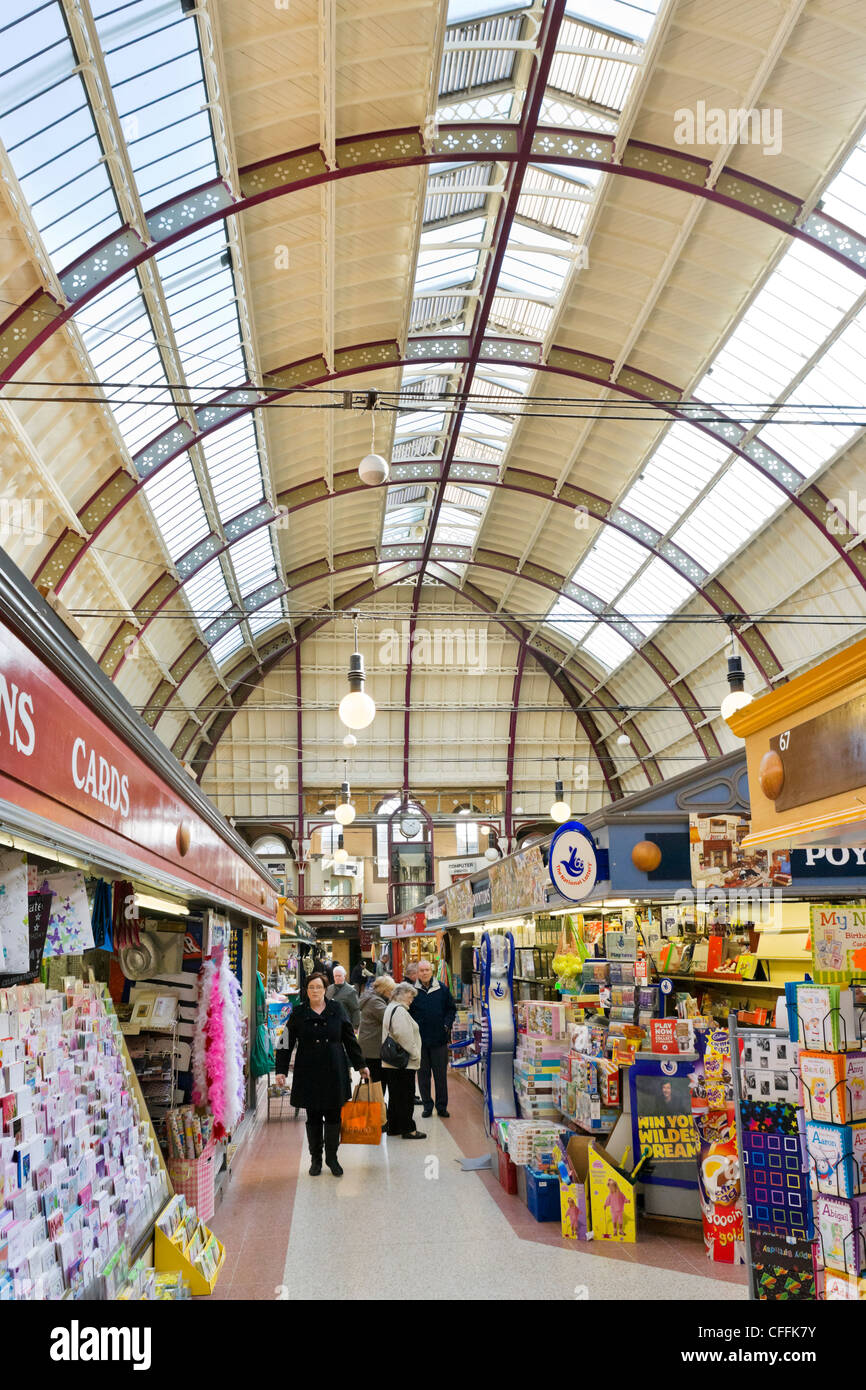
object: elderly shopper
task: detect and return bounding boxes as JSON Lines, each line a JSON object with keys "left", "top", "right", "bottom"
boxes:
{"left": 410, "top": 958, "right": 457, "bottom": 1118}
{"left": 326, "top": 963, "right": 361, "bottom": 1030}
{"left": 358, "top": 974, "right": 396, "bottom": 1091}
{"left": 382, "top": 982, "right": 425, "bottom": 1140}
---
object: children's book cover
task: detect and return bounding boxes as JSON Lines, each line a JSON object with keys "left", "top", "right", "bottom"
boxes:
{"left": 750, "top": 1232, "right": 816, "bottom": 1301}
{"left": 805, "top": 1119, "right": 856, "bottom": 1197}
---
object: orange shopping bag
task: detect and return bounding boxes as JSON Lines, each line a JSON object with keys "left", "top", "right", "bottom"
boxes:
{"left": 341, "top": 1081, "right": 384, "bottom": 1145}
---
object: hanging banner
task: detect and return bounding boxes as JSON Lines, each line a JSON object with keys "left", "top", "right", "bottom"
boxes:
{"left": 490, "top": 844, "right": 547, "bottom": 914}
{"left": 689, "top": 814, "right": 791, "bottom": 892}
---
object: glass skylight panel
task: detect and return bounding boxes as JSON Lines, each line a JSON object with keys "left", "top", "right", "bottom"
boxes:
{"left": 581, "top": 622, "right": 634, "bottom": 671}
{"left": 758, "top": 316, "right": 866, "bottom": 476}
{"left": 395, "top": 410, "right": 446, "bottom": 439}
{"left": 211, "top": 628, "right": 246, "bottom": 665}
{"left": 184, "top": 558, "right": 232, "bottom": 622}
{"left": 143, "top": 454, "right": 210, "bottom": 560}
{"left": 500, "top": 223, "right": 572, "bottom": 298}
{"left": 410, "top": 295, "right": 470, "bottom": 331}
{"left": 565, "top": 0, "right": 663, "bottom": 44}
{"left": 76, "top": 272, "right": 178, "bottom": 456}
{"left": 617, "top": 423, "right": 730, "bottom": 533}
{"left": 819, "top": 139, "right": 866, "bottom": 237}
{"left": 200, "top": 417, "right": 264, "bottom": 522}
{"left": 545, "top": 595, "right": 593, "bottom": 643}
{"left": 550, "top": 17, "right": 639, "bottom": 112}
{"left": 571, "top": 527, "right": 645, "bottom": 602}
{"left": 156, "top": 228, "right": 247, "bottom": 391}
{"left": 671, "top": 459, "right": 784, "bottom": 571}
{"left": 695, "top": 242, "right": 862, "bottom": 408}
{"left": 93, "top": 0, "right": 218, "bottom": 207}
{"left": 440, "top": 12, "right": 523, "bottom": 98}
{"left": 518, "top": 168, "right": 593, "bottom": 239}
{"left": 489, "top": 295, "right": 554, "bottom": 338}
{"left": 415, "top": 218, "right": 486, "bottom": 294}
{"left": 446, "top": 0, "right": 530, "bottom": 21}
{"left": 247, "top": 601, "right": 284, "bottom": 637}
{"left": 616, "top": 558, "right": 695, "bottom": 637}
{"left": 228, "top": 529, "right": 277, "bottom": 597}
{"left": 0, "top": 2, "right": 123, "bottom": 269}
{"left": 424, "top": 164, "right": 493, "bottom": 224}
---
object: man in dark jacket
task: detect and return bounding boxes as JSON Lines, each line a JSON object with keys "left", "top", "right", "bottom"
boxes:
{"left": 410, "top": 958, "right": 456, "bottom": 1118}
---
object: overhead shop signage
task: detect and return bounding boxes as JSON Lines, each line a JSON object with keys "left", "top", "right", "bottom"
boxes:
{"left": 766, "top": 693, "right": 866, "bottom": 812}
{"left": 490, "top": 844, "right": 547, "bottom": 914}
{"left": 792, "top": 846, "right": 866, "bottom": 881}
{"left": 548, "top": 822, "right": 606, "bottom": 903}
{"left": 0, "top": 620, "right": 276, "bottom": 920}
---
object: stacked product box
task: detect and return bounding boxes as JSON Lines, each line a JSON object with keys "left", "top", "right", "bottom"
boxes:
{"left": 557, "top": 1050, "right": 620, "bottom": 1131}
{"left": 514, "top": 1031, "right": 568, "bottom": 1120}
{"left": 497, "top": 1118, "right": 563, "bottom": 1167}
{"left": 0, "top": 979, "right": 170, "bottom": 1300}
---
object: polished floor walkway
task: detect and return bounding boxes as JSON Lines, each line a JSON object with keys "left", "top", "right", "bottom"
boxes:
{"left": 208, "top": 1075, "right": 748, "bottom": 1301}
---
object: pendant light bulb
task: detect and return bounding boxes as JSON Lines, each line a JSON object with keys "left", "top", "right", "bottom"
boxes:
{"left": 342, "top": 733, "right": 357, "bottom": 748}
{"left": 721, "top": 638, "right": 753, "bottom": 729}
{"left": 550, "top": 785, "right": 571, "bottom": 823}
{"left": 333, "top": 833, "right": 349, "bottom": 865}
{"left": 340, "top": 616, "right": 376, "bottom": 730}
{"left": 549, "top": 763, "right": 570, "bottom": 823}
{"left": 358, "top": 392, "right": 390, "bottom": 486}
{"left": 334, "top": 775, "right": 356, "bottom": 827}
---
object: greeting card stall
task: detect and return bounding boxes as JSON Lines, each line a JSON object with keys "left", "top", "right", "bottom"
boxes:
{"left": 0, "top": 563, "right": 279, "bottom": 1299}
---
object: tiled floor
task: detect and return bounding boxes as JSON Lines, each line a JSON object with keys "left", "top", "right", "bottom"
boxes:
{"left": 207, "top": 1075, "right": 748, "bottom": 1301}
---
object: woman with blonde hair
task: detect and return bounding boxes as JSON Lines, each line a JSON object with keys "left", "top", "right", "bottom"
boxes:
{"left": 358, "top": 973, "right": 396, "bottom": 1093}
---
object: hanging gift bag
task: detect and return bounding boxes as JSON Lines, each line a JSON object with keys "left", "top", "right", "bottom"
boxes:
{"left": 42, "top": 871, "right": 94, "bottom": 957}
{"left": 340, "top": 1080, "right": 384, "bottom": 1145}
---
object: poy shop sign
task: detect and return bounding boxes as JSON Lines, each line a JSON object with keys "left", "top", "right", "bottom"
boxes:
{"left": 548, "top": 821, "right": 601, "bottom": 902}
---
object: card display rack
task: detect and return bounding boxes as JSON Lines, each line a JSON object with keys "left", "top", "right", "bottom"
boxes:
{"left": 731, "top": 1015, "right": 817, "bottom": 1301}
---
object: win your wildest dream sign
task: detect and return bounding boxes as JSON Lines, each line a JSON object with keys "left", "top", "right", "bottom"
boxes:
{"left": 630, "top": 1058, "right": 700, "bottom": 1188}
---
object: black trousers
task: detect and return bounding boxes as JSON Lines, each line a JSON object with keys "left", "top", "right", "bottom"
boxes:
{"left": 305, "top": 1106, "right": 342, "bottom": 1127}
{"left": 418, "top": 1043, "right": 449, "bottom": 1111}
{"left": 364, "top": 1057, "right": 387, "bottom": 1095}
{"left": 385, "top": 1068, "right": 417, "bottom": 1135}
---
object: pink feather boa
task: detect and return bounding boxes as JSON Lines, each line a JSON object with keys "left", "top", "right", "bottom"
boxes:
{"left": 192, "top": 952, "right": 245, "bottom": 1140}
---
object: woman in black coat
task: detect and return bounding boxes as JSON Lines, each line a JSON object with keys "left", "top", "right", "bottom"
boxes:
{"left": 275, "top": 972, "right": 368, "bottom": 1176}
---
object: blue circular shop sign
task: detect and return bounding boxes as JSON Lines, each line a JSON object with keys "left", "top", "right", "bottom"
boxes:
{"left": 548, "top": 821, "right": 599, "bottom": 902}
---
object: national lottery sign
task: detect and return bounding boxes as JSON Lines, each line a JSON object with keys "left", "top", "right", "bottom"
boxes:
{"left": 548, "top": 821, "right": 599, "bottom": 902}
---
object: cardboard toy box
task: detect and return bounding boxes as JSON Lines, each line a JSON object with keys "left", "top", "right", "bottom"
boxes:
{"left": 587, "top": 1139, "right": 645, "bottom": 1243}
{"left": 557, "top": 1133, "right": 591, "bottom": 1240}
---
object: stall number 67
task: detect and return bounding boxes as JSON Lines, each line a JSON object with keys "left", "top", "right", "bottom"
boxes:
{"left": 778, "top": 730, "right": 790, "bottom": 751}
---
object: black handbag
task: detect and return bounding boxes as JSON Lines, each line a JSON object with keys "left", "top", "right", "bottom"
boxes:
{"left": 381, "top": 1004, "right": 410, "bottom": 1069}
